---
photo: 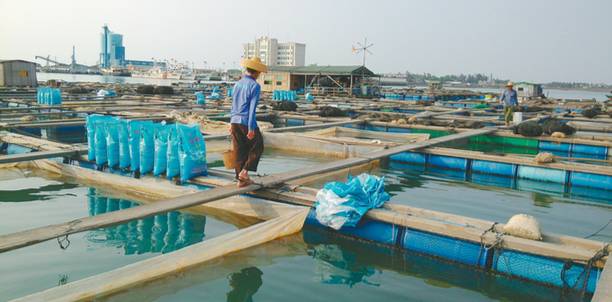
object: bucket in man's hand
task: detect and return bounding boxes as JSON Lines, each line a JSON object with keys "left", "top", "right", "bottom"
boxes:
{"left": 223, "top": 150, "right": 236, "bottom": 169}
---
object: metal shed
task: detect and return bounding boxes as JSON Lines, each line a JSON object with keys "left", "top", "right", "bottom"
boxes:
{"left": 515, "top": 82, "right": 544, "bottom": 98}
{"left": 258, "top": 65, "right": 377, "bottom": 96}
{"left": 0, "top": 60, "right": 38, "bottom": 87}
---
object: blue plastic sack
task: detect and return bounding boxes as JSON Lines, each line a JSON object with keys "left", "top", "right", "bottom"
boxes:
{"left": 314, "top": 174, "right": 389, "bottom": 230}
{"left": 94, "top": 122, "right": 108, "bottom": 166}
{"left": 166, "top": 126, "right": 180, "bottom": 180}
{"left": 153, "top": 124, "right": 170, "bottom": 176}
{"left": 105, "top": 119, "right": 120, "bottom": 168}
{"left": 128, "top": 120, "right": 144, "bottom": 172}
{"left": 37, "top": 87, "right": 62, "bottom": 105}
{"left": 139, "top": 121, "right": 156, "bottom": 175}
{"left": 85, "top": 114, "right": 111, "bottom": 161}
{"left": 118, "top": 119, "right": 131, "bottom": 169}
{"left": 177, "top": 123, "right": 207, "bottom": 182}
{"left": 195, "top": 91, "right": 205, "bottom": 105}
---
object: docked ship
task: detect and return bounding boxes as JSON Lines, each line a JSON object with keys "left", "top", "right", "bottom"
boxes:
{"left": 101, "top": 67, "right": 131, "bottom": 77}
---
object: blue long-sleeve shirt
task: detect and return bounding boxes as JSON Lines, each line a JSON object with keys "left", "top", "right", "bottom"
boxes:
{"left": 230, "top": 75, "right": 260, "bottom": 131}
{"left": 500, "top": 89, "right": 518, "bottom": 107}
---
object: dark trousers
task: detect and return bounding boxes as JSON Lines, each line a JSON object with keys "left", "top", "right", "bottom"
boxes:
{"left": 230, "top": 123, "right": 264, "bottom": 179}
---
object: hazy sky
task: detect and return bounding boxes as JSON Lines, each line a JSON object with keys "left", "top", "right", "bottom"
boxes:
{"left": 1, "top": 0, "right": 611, "bottom": 83}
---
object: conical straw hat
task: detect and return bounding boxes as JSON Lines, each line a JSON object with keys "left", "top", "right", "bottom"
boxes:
{"left": 240, "top": 57, "right": 268, "bottom": 73}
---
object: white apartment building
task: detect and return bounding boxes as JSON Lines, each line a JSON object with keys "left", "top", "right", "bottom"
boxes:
{"left": 243, "top": 36, "right": 305, "bottom": 67}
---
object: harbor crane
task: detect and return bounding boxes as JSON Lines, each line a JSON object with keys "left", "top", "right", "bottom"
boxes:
{"left": 35, "top": 55, "right": 68, "bottom": 67}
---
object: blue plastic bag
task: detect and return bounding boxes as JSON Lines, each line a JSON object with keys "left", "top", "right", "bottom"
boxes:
{"left": 118, "top": 119, "right": 131, "bottom": 169}
{"left": 128, "top": 120, "right": 144, "bottom": 172}
{"left": 85, "top": 114, "right": 111, "bottom": 161}
{"left": 139, "top": 121, "right": 156, "bottom": 175}
{"left": 306, "top": 93, "right": 314, "bottom": 101}
{"left": 37, "top": 87, "right": 62, "bottom": 105}
{"left": 153, "top": 124, "right": 169, "bottom": 176}
{"left": 177, "top": 123, "right": 207, "bottom": 182}
{"left": 94, "top": 122, "right": 108, "bottom": 166}
{"left": 166, "top": 126, "right": 180, "bottom": 180}
{"left": 195, "top": 91, "right": 205, "bottom": 105}
{"left": 105, "top": 118, "right": 120, "bottom": 168}
{"left": 314, "top": 174, "right": 389, "bottom": 230}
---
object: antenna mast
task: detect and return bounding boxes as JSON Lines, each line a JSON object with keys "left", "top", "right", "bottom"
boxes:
{"left": 352, "top": 38, "right": 374, "bottom": 67}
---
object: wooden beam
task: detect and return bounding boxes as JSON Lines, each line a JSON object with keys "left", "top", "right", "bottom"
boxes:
{"left": 0, "top": 148, "right": 87, "bottom": 164}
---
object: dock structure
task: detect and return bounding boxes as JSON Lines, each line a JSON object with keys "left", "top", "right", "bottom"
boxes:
{"left": 1, "top": 83, "right": 611, "bottom": 301}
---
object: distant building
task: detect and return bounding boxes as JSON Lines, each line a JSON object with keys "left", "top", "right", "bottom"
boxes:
{"left": 100, "top": 25, "right": 125, "bottom": 68}
{"left": 515, "top": 82, "right": 544, "bottom": 98}
{"left": 257, "top": 65, "right": 376, "bottom": 96}
{"left": 243, "top": 36, "right": 305, "bottom": 67}
{"left": 0, "top": 60, "right": 37, "bottom": 87}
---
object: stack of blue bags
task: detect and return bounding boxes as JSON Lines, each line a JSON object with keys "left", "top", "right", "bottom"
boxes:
{"left": 273, "top": 90, "right": 298, "bottom": 101}
{"left": 85, "top": 114, "right": 207, "bottom": 182}
{"left": 37, "top": 87, "right": 62, "bottom": 105}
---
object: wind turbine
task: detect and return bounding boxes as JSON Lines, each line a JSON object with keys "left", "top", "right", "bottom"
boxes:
{"left": 352, "top": 38, "right": 374, "bottom": 67}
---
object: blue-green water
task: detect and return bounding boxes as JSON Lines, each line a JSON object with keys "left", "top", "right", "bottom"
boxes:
{"left": 1, "top": 150, "right": 609, "bottom": 301}
{"left": 106, "top": 228, "right": 573, "bottom": 302}
{"left": 0, "top": 169, "right": 237, "bottom": 300}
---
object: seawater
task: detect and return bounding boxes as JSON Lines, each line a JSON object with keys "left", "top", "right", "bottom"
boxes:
{"left": 0, "top": 169, "right": 237, "bottom": 300}
{"left": 2, "top": 151, "right": 608, "bottom": 301}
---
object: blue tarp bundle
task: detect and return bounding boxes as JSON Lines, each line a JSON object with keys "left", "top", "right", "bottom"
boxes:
{"left": 96, "top": 89, "right": 117, "bottom": 98}
{"left": 315, "top": 173, "right": 389, "bottom": 230}
{"left": 37, "top": 87, "right": 62, "bottom": 105}
{"left": 305, "top": 93, "right": 315, "bottom": 101}
{"left": 208, "top": 86, "right": 221, "bottom": 100}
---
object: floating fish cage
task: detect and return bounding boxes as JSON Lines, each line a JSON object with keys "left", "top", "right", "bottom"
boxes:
{"left": 1, "top": 94, "right": 611, "bottom": 301}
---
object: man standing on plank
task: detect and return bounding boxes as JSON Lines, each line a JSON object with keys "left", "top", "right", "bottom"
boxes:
{"left": 500, "top": 81, "right": 519, "bottom": 126}
{"left": 230, "top": 57, "right": 267, "bottom": 187}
